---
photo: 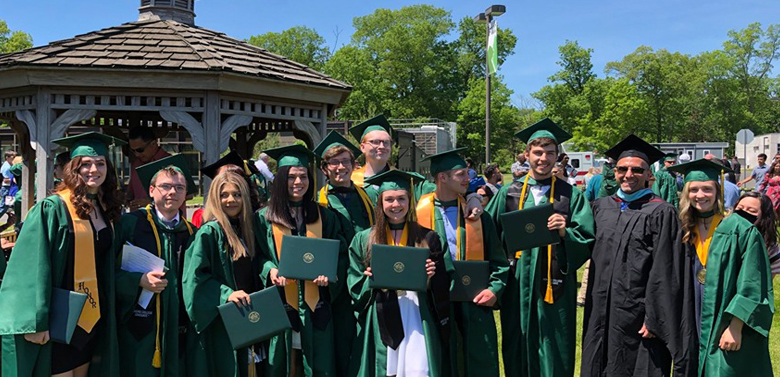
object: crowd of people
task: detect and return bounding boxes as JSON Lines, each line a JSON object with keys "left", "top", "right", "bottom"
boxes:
{"left": 0, "top": 115, "right": 775, "bottom": 377}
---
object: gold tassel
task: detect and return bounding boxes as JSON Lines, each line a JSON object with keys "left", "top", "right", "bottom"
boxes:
{"left": 152, "top": 290, "right": 162, "bottom": 367}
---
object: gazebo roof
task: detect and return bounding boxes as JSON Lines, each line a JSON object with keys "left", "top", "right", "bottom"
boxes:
{"left": 0, "top": 19, "right": 350, "bottom": 90}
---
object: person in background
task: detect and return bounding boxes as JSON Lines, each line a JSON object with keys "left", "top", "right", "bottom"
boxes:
{"left": 757, "top": 160, "right": 780, "bottom": 214}
{"left": 483, "top": 164, "right": 502, "bottom": 195}
{"left": 127, "top": 126, "right": 170, "bottom": 211}
{"left": 557, "top": 152, "right": 577, "bottom": 179}
{"left": 53, "top": 151, "right": 71, "bottom": 186}
{"left": 0, "top": 150, "right": 16, "bottom": 215}
{"left": 737, "top": 153, "right": 768, "bottom": 192}
{"left": 721, "top": 155, "right": 736, "bottom": 183}
{"left": 511, "top": 153, "right": 530, "bottom": 181}
{"left": 254, "top": 152, "right": 275, "bottom": 183}
{"left": 466, "top": 158, "right": 478, "bottom": 180}
{"left": 476, "top": 185, "right": 495, "bottom": 208}
{"left": 731, "top": 156, "right": 741, "bottom": 182}
{"left": 652, "top": 153, "right": 680, "bottom": 207}
{"left": 733, "top": 192, "right": 780, "bottom": 279}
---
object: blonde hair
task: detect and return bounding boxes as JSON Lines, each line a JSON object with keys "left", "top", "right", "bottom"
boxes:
{"left": 678, "top": 180, "right": 724, "bottom": 244}
{"left": 203, "top": 172, "right": 255, "bottom": 260}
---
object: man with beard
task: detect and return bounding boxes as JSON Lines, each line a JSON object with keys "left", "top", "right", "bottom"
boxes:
{"left": 486, "top": 118, "right": 595, "bottom": 377}
{"left": 582, "top": 134, "right": 695, "bottom": 377}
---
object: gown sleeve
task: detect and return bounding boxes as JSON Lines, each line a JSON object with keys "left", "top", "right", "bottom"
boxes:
{"left": 559, "top": 188, "right": 595, "bottom": 274}
{"left": 320, "top": 207, "right": 349, "bottom": 300}
{"left": 181, "top": 223, "right": 235, "bottom": 333}
{"left": 347, "top": 231, "right": 373, "bottom": 312}
{"left": 724, "top": 225, "right": 775, "bottom": 337}
{"left": 482, "top": 213, "right": 509, "bottom": 299}
{"left": 0, "top": 198, "right": 64, "bottom": 334}
{"left": 113, "top": 213, "right": 145, "bottom": 323}
{"left": 253, "top": 208, "right": 278, "bottom": 287}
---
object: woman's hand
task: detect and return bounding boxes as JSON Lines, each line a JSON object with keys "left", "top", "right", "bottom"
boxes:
{"left": 139, "top": 271, "right": 168, "bottom": 293}
{"left": 313, "top": 275, "right": 329, "bottom": 287}
{"left": 719, "top": 317, "right": 744, "bottom": 351}
{"left": 270, "top": 268, "right": 287, "bottom": 287}
{"left": 548, "top": 214, "right": 567, "bottom": 237}
{"left": 24, "top": 331, "right": 50, "bottom": 345}
{"left": 425, "top": 259, "right": 436, "bottom": 278}
{"left": 363, "top": 267, "right": 372, "bottom": 277}
{"left": 227, "top": 290, "right": 251, "bottom": 307}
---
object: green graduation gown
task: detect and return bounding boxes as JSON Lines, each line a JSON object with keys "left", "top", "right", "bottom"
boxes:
{"left": 254, "top": 206, "right": 347, "bottom": 377}
{"left": 0, "top": 195, "right": 120, "bottom": 377}
{"left": 426, "top": 198, "right": 508, "bottom": 377}
{"left": 652, "top": 168, "right": 679, "bottom": 207}
{"left": 181, "top": 221, "right": 258, "bottom": 377}
{"left": 698, "top": 214, "right": 775, "bottom": 377}
{"left": 315, "top": 183, "right": 374, "bottom": 375}
{"left": 346, "top": 228, "right": 447, "bottom": 377}
{"left": 114, "top": 208, "right": 204, "bottom": 377}
{"left": 485, "top": 177, "right": 595, "bottom": 377}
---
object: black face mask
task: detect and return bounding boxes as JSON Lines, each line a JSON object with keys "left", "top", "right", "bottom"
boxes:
{"left": 734, "top": 209, "right": 758, "bottom": 225}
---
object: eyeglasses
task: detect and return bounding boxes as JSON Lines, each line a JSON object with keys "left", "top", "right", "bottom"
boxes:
{"left": 326, "top": 159, "right": 353, "bottom": 168}
{"left": 132, "top": 140, "right": 153, "bottom": 154}
{"left": 616, "top": 166, "right": 646, "bottom": 174}
{"left": 155, "top": 184, "right": 186, "bottom": 193}
{"left": 364, "top": 139, "right": 392, "bottom": 148}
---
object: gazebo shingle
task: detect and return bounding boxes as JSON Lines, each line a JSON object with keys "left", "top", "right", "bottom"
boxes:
{"left": 0, "top": 19, "right": 351, "bottom": 90}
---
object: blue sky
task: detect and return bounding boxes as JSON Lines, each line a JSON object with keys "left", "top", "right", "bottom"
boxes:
{"left": 3, "top": 0, "right": 779, "bottom": 108}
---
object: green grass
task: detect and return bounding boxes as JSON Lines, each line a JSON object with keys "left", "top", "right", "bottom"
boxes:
{"left": 495, "top": 266, "right": 780, "bottom": 377}
{"left": 186, "top": 195, "right": 203, "bottom": 205}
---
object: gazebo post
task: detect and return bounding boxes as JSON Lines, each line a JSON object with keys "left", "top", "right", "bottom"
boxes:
{"left": 202, "top": 91, "right": 221, "bottom": 194}
{"left": 34, "top": 88, "right": 53, "bottom": 207}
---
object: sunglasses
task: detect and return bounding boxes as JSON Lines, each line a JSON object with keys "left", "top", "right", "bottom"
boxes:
{"left": 616, "top": 166, "right": 646, "bottom": 174}
{"left": 132, "top": 140, "right": 153, "bottom": 154}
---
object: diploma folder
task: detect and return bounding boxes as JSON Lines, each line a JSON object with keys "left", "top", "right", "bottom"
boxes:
{"left": 369, "top": 245, "right": 429, "bottom": 292}
{"left": 277, "top": 235, "right": 339, "bottom": 282}
{"left": 217, "top": 287, "right": 292, "bottom": 350}
{"left": 50, "top": 288, "right": 88, "bottom": 344}
{"left": 450, "top": 260, "right": 490, "bottom": 302}
{"left": 500, "top": 203, "right": 560, "bottom": 252}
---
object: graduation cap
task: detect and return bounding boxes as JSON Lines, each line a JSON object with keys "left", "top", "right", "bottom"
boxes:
{"left": 421, "top": 147, "right": 468, "bottom": 176}
{"left": 136, "top": 154, "right": 197, "bottom": 196}
{"left": 662, "top": 152, "right": 677, "bottom": 162}
{"left": 349, "top": 114, "right": 393, "bottom": 142}
{"left": 667, "top": 158, "right": 733, "bottom": 184}
{"left": 201, "top": 150, "right": 255, "bottom": 180}
{"left": 264, "top": 144, "right": 316, "bottom": 169}
{"left": 313, "top": 131, "right": 362, "bottom": 159}
{"left": 604, "top": 134, "right": 666, "bottom": 164}
{"left": 9, "top": 163, "right": 22, "bottom": 178}
{"left": 52, "top": 132, "right": 127, "bottom": 159}
{"left": 364, "top": 169, "right": 425, "bottom": 195}
{"left": 514, "top": 118, "right": 572, "bottom": 144}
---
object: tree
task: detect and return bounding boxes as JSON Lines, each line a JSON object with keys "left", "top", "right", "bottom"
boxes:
{"left": 549, "top": 40, "right": 596, "bottom": 95}
{"left": 0, "top": 20, "right": 32, "bottom": 54}
{"left": 722, "top": 22, "right": 780, "bottom": 114}
{"left": 247, "top": 26, "right": 330, "bottom": 71}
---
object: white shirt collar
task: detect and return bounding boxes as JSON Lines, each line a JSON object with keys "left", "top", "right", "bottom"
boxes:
{"left": 155, "top": 207, "right": 180, "bottom": 225}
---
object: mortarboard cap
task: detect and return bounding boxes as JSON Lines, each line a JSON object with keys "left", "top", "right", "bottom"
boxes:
{"left": 201, "top": 150, "right": 255, "bottom": 179}
{"left": 421, "top": 147, "right": 468, "bottom": 176}
{"left": 52, "top": 132, "right": 127, "bottom": 159}
{"left": 514, "top": 118, "right": 572, "bottom": 144}
{"left": 349, "top": 114, "right": 393, "bottom": 142}
{"left": 604, "top": 134, "right": 665, "bottom": 164}
{"left": 363, "top": 169, "right": 425, "bottom": 194}
{"left": 313, "top": 131, "right": 362, "bottom": 159}
{"left": 667, "top": 158, "right": 733, "bottom": 184}
{"left": 264, "top": 144, "right": 316, "bottom": 169}
{"left": 136, "top": 154, "right": 197, "bottom": 196}
{"left": 662, "top": 152, "right": 677, "bottom": 162}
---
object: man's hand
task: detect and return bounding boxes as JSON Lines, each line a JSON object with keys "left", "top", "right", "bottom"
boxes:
{"left": 227, "top": 290, "right": 251, "bottom": 307}
{"left": 313, "top": 275, "right": 329, "bottom": 287}
{"left": 139, "top": 271, "right": 168, "bottom": 293}
{"left": 473, "top": 289, "right": 497, "bottom": 307}
{"left": 24, "top": 331, "right": 50, "bottom": 345}
{"left": 548, "top": 213, "right": 567, "bottom": 237}
{"left": 465, "top": 193, "right": 484, "bottom": 220}
{"left": 638, "top": 323, "right": 656, "bottom": 338}
{"left": 719, "top": 317, "right": 743, "bottom": 351}
{"left": 269, "top": 268, "right": 287, "bottom": 287}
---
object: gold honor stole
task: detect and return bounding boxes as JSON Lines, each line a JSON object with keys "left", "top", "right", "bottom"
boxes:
{"left": 58, "top": 189, "right": 101, "bottom": 333}
{"left": 271, "top": 211, "right": 324, "bottom": 312}
{"left": 351, "top": 166, "right": 366, "bottom": 188}
{"left": 145, "top": 205, "right": 194, "bottom": 368}
{"left": 385, "top": 222, "right": 409, "bottom": 246}
{"left": 518, "top": 174, "right": 557, "bottom": 304}
{"left": 318, "top": 185, "right": 375, "bottom": 226}
{"left": 693, "top": 213, "right": 722, "bottom": 285}
{"left": 415, "top": 193, "right": 484, "bottom": 261}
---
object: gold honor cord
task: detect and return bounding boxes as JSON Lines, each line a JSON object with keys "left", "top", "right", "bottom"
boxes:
{"left": 516, "top": 174, "right": 557, "bottom": 304}
{"left": 145, "top": 205, "right": 193, "bottom": 368}
{"left": 59, "top": 189, "right": 101, "bottom": 333}
{"left": 693, "top": 213, "right": 722, "bottom": 285}
{"left": 416, "top": 193, "right": 483, "bottom": 261}
{"left": 272, "top": 210, "right": 323, "bottom": 312}
{"left": 318, "top": 185, "right": 375, "bottom": 226}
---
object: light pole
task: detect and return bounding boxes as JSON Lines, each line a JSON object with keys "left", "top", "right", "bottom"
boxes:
{"left": 475, "top": 5, "right": 505, "bottom": 166}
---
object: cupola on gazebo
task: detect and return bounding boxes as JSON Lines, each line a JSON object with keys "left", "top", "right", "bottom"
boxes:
{"left": 0, "top": 0, "right": 351, "bottom": 217}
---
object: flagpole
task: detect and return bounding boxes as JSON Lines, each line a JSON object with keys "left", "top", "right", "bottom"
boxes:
{"left": 475, "top": 5, "right": 505, "bottom": 167}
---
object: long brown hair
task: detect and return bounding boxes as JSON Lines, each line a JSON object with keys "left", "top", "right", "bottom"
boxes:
{"left": 202, "top": 172, "right": 255, "bottom": 260}
{"left": 56, "top": 155, "right": 124, "bottom": 222}
{"left": 679, "top": 180, "right": 724, "bottom": 244}
{"left": 264, "top": 165, "right": 319, "bottom": 228}
{"left": 364, "top": 190, "right": 429, "bottom": 267}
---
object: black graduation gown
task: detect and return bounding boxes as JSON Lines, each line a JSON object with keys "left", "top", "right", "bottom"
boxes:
{"left": 583, "top": 194, "right": 697, "bottom": 377}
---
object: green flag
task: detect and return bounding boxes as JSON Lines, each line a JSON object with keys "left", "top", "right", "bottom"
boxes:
{"left": 487, "top": 19, "right": 498, "bottom": 75}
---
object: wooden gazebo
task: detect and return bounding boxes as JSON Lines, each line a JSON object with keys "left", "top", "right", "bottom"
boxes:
{"left": 0, "top": 0, "right": 351, "bottom": 217}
